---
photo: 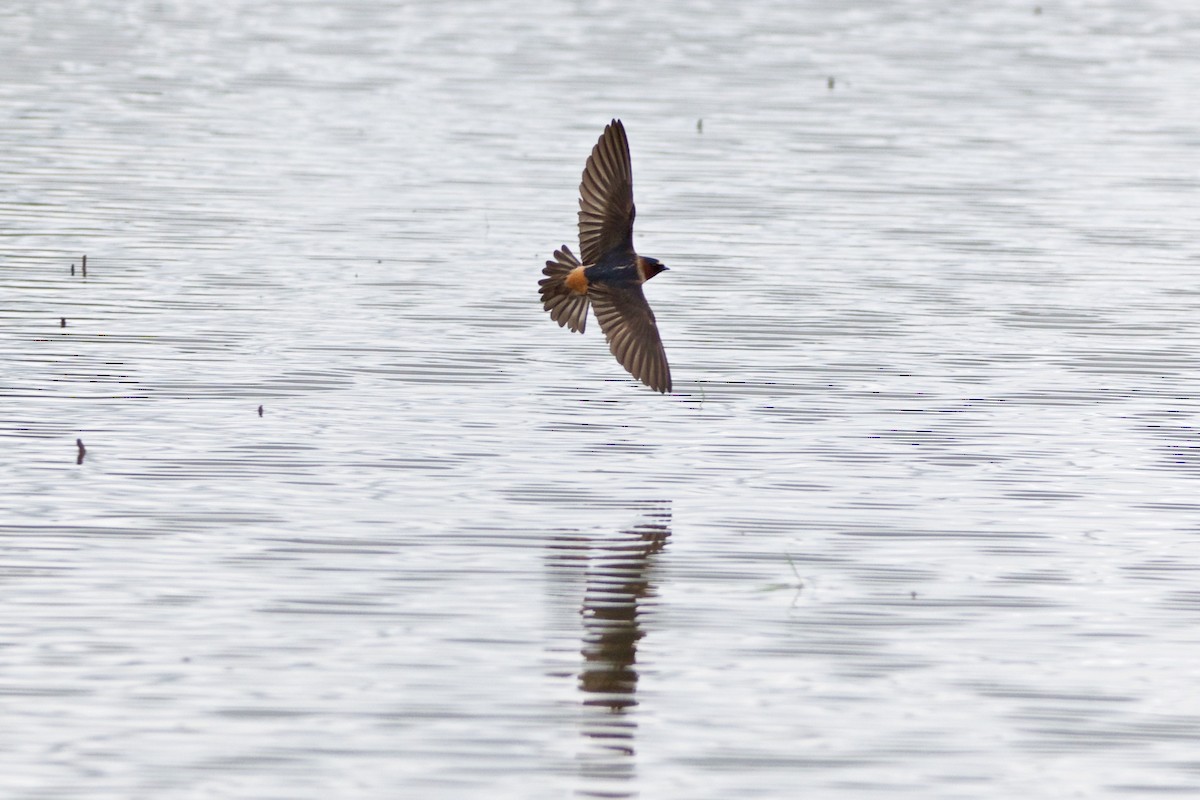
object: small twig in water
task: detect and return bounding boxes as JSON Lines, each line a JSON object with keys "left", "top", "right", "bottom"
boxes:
{"left": 784, "top": 551, "right": 803, "bottom": 583}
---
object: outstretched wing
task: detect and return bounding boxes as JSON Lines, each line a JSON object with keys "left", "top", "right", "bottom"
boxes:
{"left": 589, "top": 281, "right": 671, "bottom": 393}
{"left": 578, "top": 119, "right": 635, "bottom": 265}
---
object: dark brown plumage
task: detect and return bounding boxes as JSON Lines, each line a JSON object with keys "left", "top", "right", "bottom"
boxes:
{"left": 539, "top": 120, "right": 672, "bottom": 393}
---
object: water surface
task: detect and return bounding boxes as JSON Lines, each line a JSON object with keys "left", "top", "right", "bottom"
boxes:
{"left": 3, "top": 1, "right": 1200, "bottom": 797}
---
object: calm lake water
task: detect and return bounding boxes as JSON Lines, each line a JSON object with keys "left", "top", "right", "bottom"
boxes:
{"left": 3, "top": 1, "right": 1200, "bottom": 797}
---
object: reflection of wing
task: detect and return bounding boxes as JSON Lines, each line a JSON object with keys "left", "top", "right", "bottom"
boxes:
{"left": 590, "top": 282, "right": 671, "bottom": 394}
{"left": 578, "top": 120, "right": 635, "bottom": 265}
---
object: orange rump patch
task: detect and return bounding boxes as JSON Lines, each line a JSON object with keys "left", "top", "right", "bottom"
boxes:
{"left": 565, "top": 266, "right": 589, "bottom": 295}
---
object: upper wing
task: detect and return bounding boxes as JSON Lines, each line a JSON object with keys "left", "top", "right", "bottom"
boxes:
{"left": 578, "top": 119, "right": 636, "bottom": 265}
{"left": 589, "top": 281, "right": 671, "bottom": 393}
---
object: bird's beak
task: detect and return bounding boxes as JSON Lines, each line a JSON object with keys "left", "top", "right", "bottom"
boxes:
{"left": 661, "top": 266, "right": 669, "bottom": 271}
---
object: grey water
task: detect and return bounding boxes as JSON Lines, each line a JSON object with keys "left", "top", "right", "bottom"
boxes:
{"left": 3, "top": 0, "right": 1200, "bottom": 797}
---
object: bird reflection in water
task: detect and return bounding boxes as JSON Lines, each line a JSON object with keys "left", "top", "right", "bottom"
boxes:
{"left": 546, "top": 503, "right": 671, "bottom": 797}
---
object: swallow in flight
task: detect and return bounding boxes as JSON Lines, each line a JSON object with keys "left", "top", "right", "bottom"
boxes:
{"left": 539, "top": 119, "right": 671, "bottom": 393}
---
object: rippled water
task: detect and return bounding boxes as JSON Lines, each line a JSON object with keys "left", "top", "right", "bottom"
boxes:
{"left": 4, "top": 0, "right": 1200, "bottom": 797}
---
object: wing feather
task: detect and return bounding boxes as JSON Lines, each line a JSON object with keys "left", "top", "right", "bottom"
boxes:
{"left": 589, "top": 282, "right": 671, "bottom": 393}
{"left": 578, "top": 120, "right": 636, "bottom": 265}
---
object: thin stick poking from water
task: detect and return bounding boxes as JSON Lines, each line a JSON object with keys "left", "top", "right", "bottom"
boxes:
{"left": 82, "top": 254, "right": 87, "bottom": 278}
{"left": 784, "top": 551, "right": 802, "bottom": 584}
{"left": 76, "top": 438, "right": 87, "bottom": 465}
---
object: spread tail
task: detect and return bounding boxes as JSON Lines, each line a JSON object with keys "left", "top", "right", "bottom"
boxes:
{"left": 538, "top": 245, "right": 589, "bottom": 334}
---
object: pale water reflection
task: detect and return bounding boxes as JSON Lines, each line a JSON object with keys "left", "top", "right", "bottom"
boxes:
{"left": 3, "top": 0, "right": 1200, "bottom": 798}
{"left": 547, "top": 504, "right": 671, "bottom": 797}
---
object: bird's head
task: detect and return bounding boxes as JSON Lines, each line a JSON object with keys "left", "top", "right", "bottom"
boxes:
{"left": 639, "top": 256, "right": 668, "bottom": 281}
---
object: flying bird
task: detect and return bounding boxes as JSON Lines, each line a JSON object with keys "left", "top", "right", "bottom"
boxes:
{"left": 539, "top": 119, "right": 672, "bottom": 393}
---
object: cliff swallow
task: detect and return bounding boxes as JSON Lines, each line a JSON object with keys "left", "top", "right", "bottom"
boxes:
{"left": 539, "top": 120, "right": 671, "bottom": 393}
